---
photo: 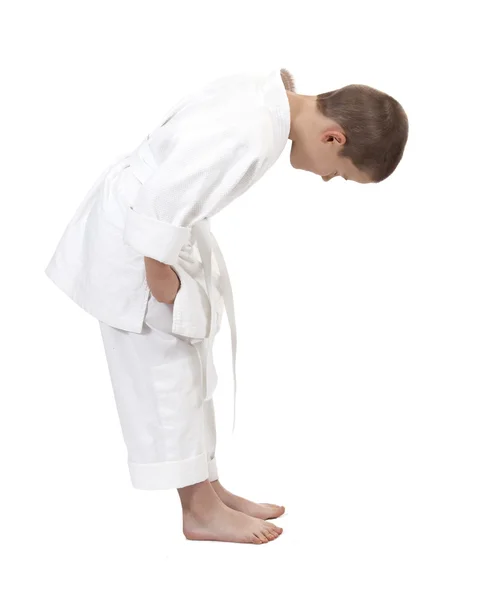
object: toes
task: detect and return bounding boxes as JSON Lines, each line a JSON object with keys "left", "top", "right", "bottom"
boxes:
{"left": 256, "top": 530, "right": 269, "bottom": 542}
{"left": 265, "top": 524, "right": 281, "bottom": 537}
{"left": 251, "top": 535, "right": 263, "bottom": 544}
{"left": 263, "top": 529, "right": 277, "bottom": 540}
{"left": 261, "top": 503, "right": 285, "bottom": 516}
{"left": 254, "top": 531, "right": 269, "bottom": 543}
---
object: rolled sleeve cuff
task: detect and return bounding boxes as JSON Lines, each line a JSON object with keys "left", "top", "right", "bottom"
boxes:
{"left": 123, "top": 206, "right": 191, "bottom": 265}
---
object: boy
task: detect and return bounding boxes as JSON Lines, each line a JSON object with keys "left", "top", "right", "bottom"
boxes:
{"left": 44, "top": 66, "right": 408, "bottom": 544}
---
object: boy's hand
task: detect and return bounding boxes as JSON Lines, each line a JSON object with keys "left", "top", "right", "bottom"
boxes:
{"left": 144, "top": 257, "right": 181, "bottom": 304}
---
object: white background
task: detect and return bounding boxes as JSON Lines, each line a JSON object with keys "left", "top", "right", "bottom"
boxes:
{"left": 1, "top": 1, "right": 481, "bottom": 598}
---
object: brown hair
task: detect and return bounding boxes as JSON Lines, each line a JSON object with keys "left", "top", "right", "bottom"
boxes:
{"left": 316, "top": 85, "right": 408, "bottom": 182}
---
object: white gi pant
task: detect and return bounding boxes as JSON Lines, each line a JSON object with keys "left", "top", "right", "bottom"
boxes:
{"left": 99, "top": 290, "right": 220, "bottom": 490}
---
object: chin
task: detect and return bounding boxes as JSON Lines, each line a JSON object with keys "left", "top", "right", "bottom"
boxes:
{"left": 289, "top": 145, "right": 299, "bottom": 169}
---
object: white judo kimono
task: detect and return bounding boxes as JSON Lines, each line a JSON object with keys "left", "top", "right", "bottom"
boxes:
{"left": 44, "top": 66, "right": 295, "bottom": 489}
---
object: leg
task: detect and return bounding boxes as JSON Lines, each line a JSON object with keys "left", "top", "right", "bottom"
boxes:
{"left": 198, "top": 327, "right": 285, "bottom": 520}
{"left": 204, "top": 397, "right": 219, "bottom": 482}
{"left": 198, "top": 338, "right": 219, "bottom": 483}
{"left": 175, "top": 322, "right": 282, "bottom": 543}
{"left": 98, "top": 298, "right": 210, "bottom": 490}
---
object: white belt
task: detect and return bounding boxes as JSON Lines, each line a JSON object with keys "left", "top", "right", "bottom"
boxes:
{"left": 128, "top": 141, "right": 238, "bottom": 432}
{"left": 191, "top": 219, "right": 237, "bottom": 432}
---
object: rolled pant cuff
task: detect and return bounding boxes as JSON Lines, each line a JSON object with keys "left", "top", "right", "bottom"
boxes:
{"left": 207, "top": 456, "right": 218, "bottom": 482}
{"left": 128, "top": 452, "right": 209, "bottom": 490}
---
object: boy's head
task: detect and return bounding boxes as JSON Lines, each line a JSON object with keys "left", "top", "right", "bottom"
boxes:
{"left": 286, "top": 82, "right": 408, "bottom": 184}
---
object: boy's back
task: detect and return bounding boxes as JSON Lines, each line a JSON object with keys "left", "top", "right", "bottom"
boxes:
{"left": 44, "top": 67, "right": 290, "bottom": 334}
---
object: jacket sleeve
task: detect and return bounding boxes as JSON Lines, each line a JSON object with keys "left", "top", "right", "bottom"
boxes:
{"left": 123, "top": 106, "right": 264, "bottom": 265}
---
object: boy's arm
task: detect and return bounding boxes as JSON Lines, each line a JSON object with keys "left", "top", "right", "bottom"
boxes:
{"left": 122, "top": 95, "right": 262, "bottom": 268}
{"left": 144, "top": 257, "right": 181, "bottom": 304}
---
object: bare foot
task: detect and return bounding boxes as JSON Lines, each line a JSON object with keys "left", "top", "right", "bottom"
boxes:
{"left": 210, "top": 480, "right": 285, "bottom": 520}
{"left": 178, "top": 480, "right": 283, "bottom": 544}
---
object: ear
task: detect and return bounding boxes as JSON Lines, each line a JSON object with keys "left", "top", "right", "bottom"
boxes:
{"left": 321, "top": 130, "right": 346, "bottom": 146}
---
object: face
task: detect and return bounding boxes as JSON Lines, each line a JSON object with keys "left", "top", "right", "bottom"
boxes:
{"left": 289, "top": 117, "right": 373, "bottom": 184}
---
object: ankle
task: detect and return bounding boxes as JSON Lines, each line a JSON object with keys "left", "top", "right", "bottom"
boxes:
{"left": 178, "top": 479, "right": 222, "bottom": 515}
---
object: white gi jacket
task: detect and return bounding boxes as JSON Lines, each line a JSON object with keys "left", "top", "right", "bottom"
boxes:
{"left": 44, "top": 66, "right": 295, "bottom": 430}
